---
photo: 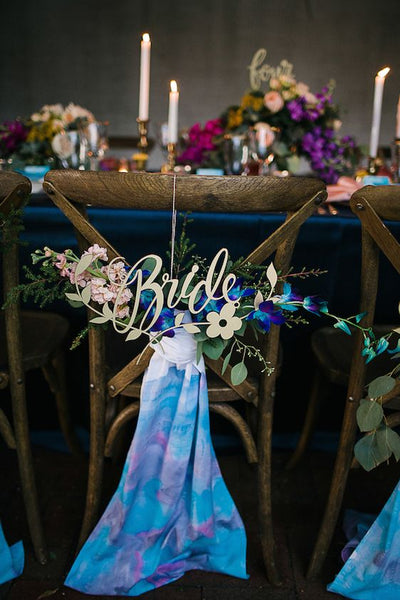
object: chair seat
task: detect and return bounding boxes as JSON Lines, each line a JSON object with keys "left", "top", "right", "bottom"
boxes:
{"left": 0, "top": 310, "right": 69, "bottom": 372}
{"left": 312, "top": 324, "right": 397, "bottom": 387}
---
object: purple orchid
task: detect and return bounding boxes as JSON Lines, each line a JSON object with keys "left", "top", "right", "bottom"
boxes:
{"left": 245, "top": 300, "right": 286, "bottom": 333}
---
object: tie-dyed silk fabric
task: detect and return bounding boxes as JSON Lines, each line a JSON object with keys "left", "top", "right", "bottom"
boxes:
{"left": 65, "top": 328, "right": 248, "bottom": 596}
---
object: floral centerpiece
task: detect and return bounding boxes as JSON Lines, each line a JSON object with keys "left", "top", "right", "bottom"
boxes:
{"left": 177, "top": 50, "right": 358, "bottom": 183}
{"left": 0, "top": 103, "right": 95, "bottom": 169}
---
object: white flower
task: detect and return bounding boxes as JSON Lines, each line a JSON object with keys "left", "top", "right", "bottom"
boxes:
{"left": 90, "top": 278, "right": 114, "bottom": 304}
{"left": 206, "top": 303, "right": 242, "bottom": 340}
{"left": 63, "top": 102, "right": 95, "bottom": 125}
{"left": 296, "top": 82, "right": 310, "bottom": 96}
{"left": 84, "top": 244, "right": 108, "bottom": 262}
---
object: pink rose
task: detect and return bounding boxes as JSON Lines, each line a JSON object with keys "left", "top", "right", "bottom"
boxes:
{"left": 263, "top": 91, "right": 284, "bottom": 113}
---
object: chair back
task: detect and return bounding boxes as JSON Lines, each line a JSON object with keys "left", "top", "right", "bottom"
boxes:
{"left": 44, "top": 169, "right": 326, "bottom": 563}
{"left": 0, "top": 172, "right": 31, "bottom": 408}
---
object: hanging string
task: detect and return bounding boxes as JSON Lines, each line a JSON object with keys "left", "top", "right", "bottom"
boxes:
{"left": 170, "top": 173, "right": 177, "bottom": 279}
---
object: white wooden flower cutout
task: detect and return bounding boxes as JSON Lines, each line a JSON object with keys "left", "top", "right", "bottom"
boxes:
{"left": 206, "top": 303, "right": 242, "bottom": 340}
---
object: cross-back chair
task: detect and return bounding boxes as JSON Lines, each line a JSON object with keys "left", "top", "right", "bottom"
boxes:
{"left": 0, "top": 171, "right": 81, "bottom": 565}
{"left": 43, "top": 169, "right": 326, "bottom": 583}
{"left": 301, "top": 185, "right": 400, "bottom": 579}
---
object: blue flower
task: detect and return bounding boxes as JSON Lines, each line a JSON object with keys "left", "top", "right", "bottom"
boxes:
{"left": 246, "top": 300, "right": 286, "bottom": 333}
{"left": 303, "top": 296, "right": 328, "bottom": 315}
{"left": 276, "top": 282, "right": 303, "bottom": 312}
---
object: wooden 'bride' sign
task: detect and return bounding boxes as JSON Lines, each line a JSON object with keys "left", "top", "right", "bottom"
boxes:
{"left": 248, "top": 48, "right": 295, "bottom": 91}
{"left": 65, "top": 247, "right": 275, "bottom": 343}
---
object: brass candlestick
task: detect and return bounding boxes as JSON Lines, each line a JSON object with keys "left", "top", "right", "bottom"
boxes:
{"left": 132, "top": 118, "right": 149, "bottom": 171}
{"left": 367, "top": 156, "right": 379, "bottom": 176}
{"left": 161, "top": 142, "right": 177, "bottom": 173}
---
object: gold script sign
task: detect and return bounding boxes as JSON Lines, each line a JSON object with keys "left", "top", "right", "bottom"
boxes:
{"left": 248, "top": 48, "right": 295, "bottom": 91}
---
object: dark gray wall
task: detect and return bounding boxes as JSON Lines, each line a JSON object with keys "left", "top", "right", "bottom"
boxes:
{"left": 2, "top": 0, "right": 400, "bottom": 168}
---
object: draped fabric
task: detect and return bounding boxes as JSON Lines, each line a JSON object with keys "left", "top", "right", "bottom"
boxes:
{"left": 0, "top": 522, "right": 24, "bottom": 585}
{"left": 65, "top": 327, "right": 248, "bottom": 596}
{"left": 328, "top": 480, "right": 400, "bottom": 599}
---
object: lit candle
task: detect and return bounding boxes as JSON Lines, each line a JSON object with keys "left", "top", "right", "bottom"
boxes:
{"left": 138, "top": 33, "right": 151, "bottom": 121}
{"left": 369, "top": 66, "right": 390, "bottom": 158}
{"left": 396, "top": 95, "right": 400, "bottom": 139}
{"left": 168, "top": 80, "right": 179, "bottom": 144}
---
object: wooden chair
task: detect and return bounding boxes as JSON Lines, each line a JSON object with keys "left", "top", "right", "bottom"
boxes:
{"left": 0, "top": 171, "right": 81, "bottom": 565}
{"left": 291, "top": 185, "right": 400, "bottom": 579}
{"left": 43, "top": 169, "right": 326, "bottom": 583}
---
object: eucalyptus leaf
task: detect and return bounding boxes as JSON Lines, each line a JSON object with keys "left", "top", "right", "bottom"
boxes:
{"left": 230, "top": 362, "right": 248, "bottom": 386}
{"left": 386, "top": 427, "right": 400, "bottom": 461}
{"left": 222, "top": 349, "right": 233, "bottom": 375}
{"left": 81, "top": 284, "right": 91, "bottom": 305}
{"left": 194, "top": 330, "right": 209, "bottom": 342}
{"left": 203, "top": 337, "right": 225, "bottom": 360}
{"left": 354, "top": 434, "right": 378, "bottom": 472}
{"left": 375, "top": 426, "right": 393, "bottom": 464}
{"left": 67, "top": 299, "right": 84, "bottom": 308}
{"left": 356, "top": 399, "right": 384, "bottom": 432}
{"left": 368, "top": 375, "right": 396, "bottom": 399}
{"left": 76, "top": 253, "right": 94, "bottom": 276}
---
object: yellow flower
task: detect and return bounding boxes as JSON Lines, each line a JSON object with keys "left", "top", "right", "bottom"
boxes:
{"left": 240, "top": 93, "right": 264, "bottom": 112}
{"left": 226, "top": 107, "right": 243, "bottom": 130}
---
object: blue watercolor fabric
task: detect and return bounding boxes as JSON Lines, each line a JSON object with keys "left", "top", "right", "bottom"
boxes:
{"left": 65, "top": 328, "right": 248, "bottom": 596}
{"left": 0, "top": 522, "right": 24, "bottom": 585}
{"left": 328, "top": 480, "right": 400, "bottom": 599}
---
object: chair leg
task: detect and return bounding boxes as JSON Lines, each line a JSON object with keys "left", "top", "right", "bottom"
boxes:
{"left": 286, "top": 369, "right": 323, "bottom": 470}
{"left": 41, "top": 350, "right": 83, "bottom": 456}
{"left": 77, "top": 327, "right": 106, "bottom": 552}
{"left": 306, "top": 394, "right": 359, "bottom": 579}
{"left": 11, "top": 377, "right": 47, "bottom": 564}
{"left": 0, "top": 408, "right": 16, "bottom": 449}
{"left": 258, "top": 378, "right": 280, "bottom": 585}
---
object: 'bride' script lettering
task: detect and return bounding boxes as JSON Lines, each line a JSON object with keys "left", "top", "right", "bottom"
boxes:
{"left": 76, "top": 248, "right": 238, "bottom": 340}
{"left": 248, "top": 48, "right": 295, "bottom": 91}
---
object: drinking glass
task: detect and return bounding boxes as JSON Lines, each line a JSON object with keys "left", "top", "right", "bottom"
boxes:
{"left": 248, "top": 124, "right": 277, "bottom": 175}
{"left": 223, "top": 134, "right": 249, "bottom": 175}
{"left": 52, "top": 129, "right": 89, "bottom": 170}
{"left": 85, "top": 121, "right": 109, "bottom": 170}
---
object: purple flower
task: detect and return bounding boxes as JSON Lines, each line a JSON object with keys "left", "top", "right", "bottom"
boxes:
{"left": 0, "top": 119, "right": 29, "bottom": 157}
{"left": 303, "top": 296, "right": 328, "bottom": 315}
{"left": 246, "top": 300, "right": 286, "bottom": 333}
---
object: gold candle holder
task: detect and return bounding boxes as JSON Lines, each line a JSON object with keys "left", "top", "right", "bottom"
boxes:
{"left": 367, "top": 156, "right": 380, "bottom": 176}
{"left": 161, "top": 142, "right": 177, "bottom": 173}
{"left": 132, "top": 118, "right": 149, "bottom": 171}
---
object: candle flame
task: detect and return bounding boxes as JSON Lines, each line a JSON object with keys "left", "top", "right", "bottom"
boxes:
{"left": 142, "top": 33, "right": 150, "bottom": 42}
{"left": 377, "top": 67, "right": 390, "bottom": 78}
{"left": 170, "top": 80, "right": 178, "bottom": 93}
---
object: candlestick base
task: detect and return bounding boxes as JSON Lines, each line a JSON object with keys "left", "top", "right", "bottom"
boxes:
{"left": 161, "top": 142, "right": 177, "bottom": 173}
{"left": 133, "top": 118, "right": 149, "bottom": 171}
{"left": 367, "top": 156, "right": 380, "bottom": 176}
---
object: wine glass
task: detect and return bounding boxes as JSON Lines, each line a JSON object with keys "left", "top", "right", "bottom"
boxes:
{"left": 51, "top": 128, "right": 89, "bottom": 170}
{"left": 248, "top": 124, "right": 277, "bottom": 175}
{"left": 223, "top": 133, "right": 250, "bottom": 175}
{"left": 85, "top": 121, "right": 109, "bottom": 170}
